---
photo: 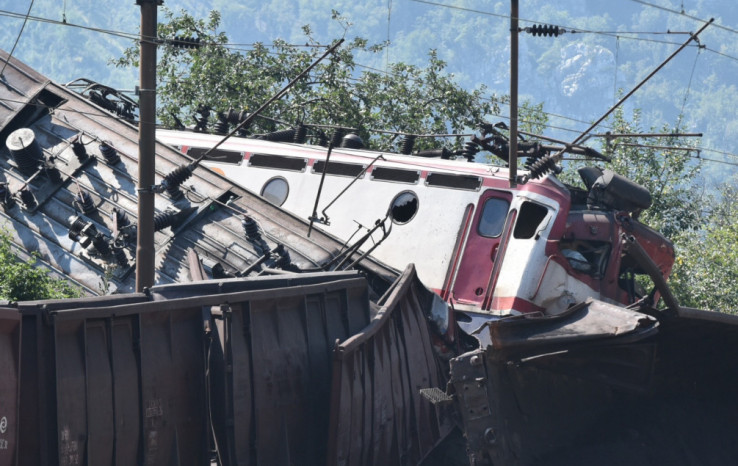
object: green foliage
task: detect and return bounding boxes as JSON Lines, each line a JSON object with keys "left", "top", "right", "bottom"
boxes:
{"left": 519, "top": 101, "right": 549, "bottom": 135}
{"left": 669, "top": 184, "right": 738, "bottom": 313}
{"left": 113, "top": 8, "right": 499, "bottom": 152}
{"left": 561, "top": 106, "right": 703, "bottom": 238}
{"left": 0, "top": 229, "right": 83, "bottom": 301}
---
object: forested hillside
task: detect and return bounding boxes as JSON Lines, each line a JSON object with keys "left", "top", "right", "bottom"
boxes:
{"left": 1, "top": 0, "right": 736, "bottom": 183}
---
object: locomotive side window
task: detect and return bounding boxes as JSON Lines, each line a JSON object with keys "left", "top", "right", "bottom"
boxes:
{"left": 478, "top": 198, "right": 510, "bottom": 238}
{"left": 187, "top": 147, "right": 243, "bottom": 164}
{"left": 389, "top": 191, "right": 419, "bottom": 224}
{"left": 260, "top": 177, "right": 289, "bottom": 206}
{"left": 513, "top": 201, "right": 549, "bottom": 239}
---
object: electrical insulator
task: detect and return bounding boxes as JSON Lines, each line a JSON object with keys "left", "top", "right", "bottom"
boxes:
{"left": 170, "top": 36, "right": 201, "bottom": 49}
{"left": 75, "top": 190, "right": 96, "bottom": 214}
{"left": 294, "top": 124, "right": 307, "bottom": 144}
{"left": 462, "top": 141, "right": 480, "bottom": 161}
{"left": 113, "top": 244, "right": 128, "bottom": 266}
{"left": 524, "top": 24, "right": 564, "bottom": 37}
{"left": 71, "top": 134, "right": 88, "bottom": 161}
{"left": 527, "top": 154, "right": 562, "bottom": 179}
{"left": 214, "top": 112, "right": 230, "bottom": 135}
{"left": 0, "top": 183, "right": 15, "bottom": 209}
{"left": 161, "top": 164, "right": 195, "bottom": 199}
{"left": 242, "top": 215, "right": 260, "bottom": 240}
{"left": 153, "top": 211, "right": 177, "bottom": 232}
{"left": 400, "top": 135, "right": 416, "bottom": 155}
{"left": 193, "top": 104, "right": 211, "bottom": 132}
{"left": 111, "top": 207, "right": 131, "bottom": 229}
{"left": 257, "top": 128, "right": 298, "bottom": 142}
{"left": 91, "top": 234, "right": 111, "bottom": 256}
{"left": 99, "top": 141, "right": 121, "bottom": 165}
{"left": 19, "top": 188, "right": 36, "bottom": 209}
{"left": 330, "top": 129, "right": 346, "bottom": 148}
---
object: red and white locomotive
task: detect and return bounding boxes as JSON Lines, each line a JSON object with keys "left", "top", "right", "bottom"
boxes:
{"left": 157, "top": 128, "right": 674, "bottom": 316}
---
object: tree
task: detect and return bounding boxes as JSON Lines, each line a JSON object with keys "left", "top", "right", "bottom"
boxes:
{"left": 113, "top": 8, "right": 500, "bottom": 152}
{"left": 0, "top": 229, "right": 83, "bottom": 301}
{"left": 669, "top": 183, "right": 738, "bottom": 313}
{"left": 559, "top": 107, "right": 704, "bottom": 239}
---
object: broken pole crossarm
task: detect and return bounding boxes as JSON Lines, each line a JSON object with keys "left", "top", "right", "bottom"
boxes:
{"left": 593, "top": 132, "right": 703, "bottom": 139}
{"left": 528, "top": 18, "right": 713, "bottom": 179}
{"left": 194, "top": 39, "right": 345, "bottom": 166}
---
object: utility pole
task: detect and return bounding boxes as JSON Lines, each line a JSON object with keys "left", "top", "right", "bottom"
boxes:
{"left": 136, "top": 0, "right": 160, "bottom": 291}
{"left": 509, "top": 0, "right": 518, "bottom": 188}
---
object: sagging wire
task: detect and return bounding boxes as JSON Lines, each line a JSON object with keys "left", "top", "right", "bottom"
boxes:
{"left": 0, "top": 0, "right": 36, "bottom": 78}
{"left": 613, "top": 37, "right": 620, "bottom": 107}
{"left": 677, "top": 46, "right": 702, "bottom": 128}
{"left": 526, "top": 18, "right": 714, "bottom": 180}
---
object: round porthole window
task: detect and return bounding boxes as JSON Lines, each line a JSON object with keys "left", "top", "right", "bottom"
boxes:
{"left": 260, "top": 177, "right": 289, "bottom": 206}
{"left": 389, "top": 191, "right": 419, "bottom": 224}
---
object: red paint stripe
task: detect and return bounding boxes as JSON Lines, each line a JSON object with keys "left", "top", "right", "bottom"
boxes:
{"left": 441, "top": 204, "right": 474, "bottom": 301}
{"left": 489, "top": 296, "right": 546, "bottom": 314}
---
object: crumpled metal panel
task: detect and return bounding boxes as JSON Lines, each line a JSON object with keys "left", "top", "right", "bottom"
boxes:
{"left": 452, "top": 301, "right": 738, "bottom": 465}
{"left": 16, "top": 271, "right": 378, "bottom": 466}
{"left": 151, "top": 271, "right": 374, "bottom": 465}
{"left": 327, "top": 265, "right": 454, "bottom": 466}
{"left": 0, "top": 308, "right": 20, "bottom": 466}
{"left": 487, "top": 298, "right": 659, "bottom": 351}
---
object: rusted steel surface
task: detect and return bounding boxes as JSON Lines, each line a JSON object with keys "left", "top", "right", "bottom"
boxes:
{"left": 17, "top": 293, "right": 213, "bottom": 466}
{"left": 210, "top": 275, "right": 370, "bottom": 465}
{"left": 451, "top": 301, "right": 738, "bottom": 465}
{"left": 487, "top": 298, "right": 659, "bottom": 351}
{"left": 0, "top": 308, "right": 20, "bottom": 466}
{"left": 328, "top": 265, "right": 454, "bottom": 466}
{"left": 15, "top": 271, "right": 378, "bottom": 465}
{"left": 152, "top": 271, "right": 374, "bottom": 465}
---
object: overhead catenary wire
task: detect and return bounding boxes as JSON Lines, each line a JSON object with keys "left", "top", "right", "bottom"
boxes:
{"left": 627, "top": 0, "right": 738, "bottom": 36}
{"left": 1, "top": 6, "right": 736, "bottom": 169}
{"left": 0, "top": 0, "right": 36, "bottom": 78}
{"left": 2, "top": 91, "right": 737, "bottom": 168}
{"left": 677, "top": 47, "right": 702, "bottom": 127}
{"left": 3, "top": 3, "right": 737, "bottom": 66}
{"left": 408, "top": 0, "right": 738, "bottom": 63}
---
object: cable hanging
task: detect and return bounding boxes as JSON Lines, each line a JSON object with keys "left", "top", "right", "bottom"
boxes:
{"left": 613, "top": 37, "right": 620, "bottom": 106}
{"left": 677, "top": 47, "right": 701, "bottom": 128}
{"left": 0, "top": 0, "right": 36, "bottom": 78}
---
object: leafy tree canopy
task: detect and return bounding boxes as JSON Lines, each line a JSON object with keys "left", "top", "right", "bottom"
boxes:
{"left": 0, "top": 229, "right": 83, "bottom": 301}
{"left": 113, "top": 8, "right": 500, "bottom": 151}
{"left": 670, "top": 182, "right": 738, "bottom": 313}
{"left": 560, "top": 106, "right": 704, "bottom": 238}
